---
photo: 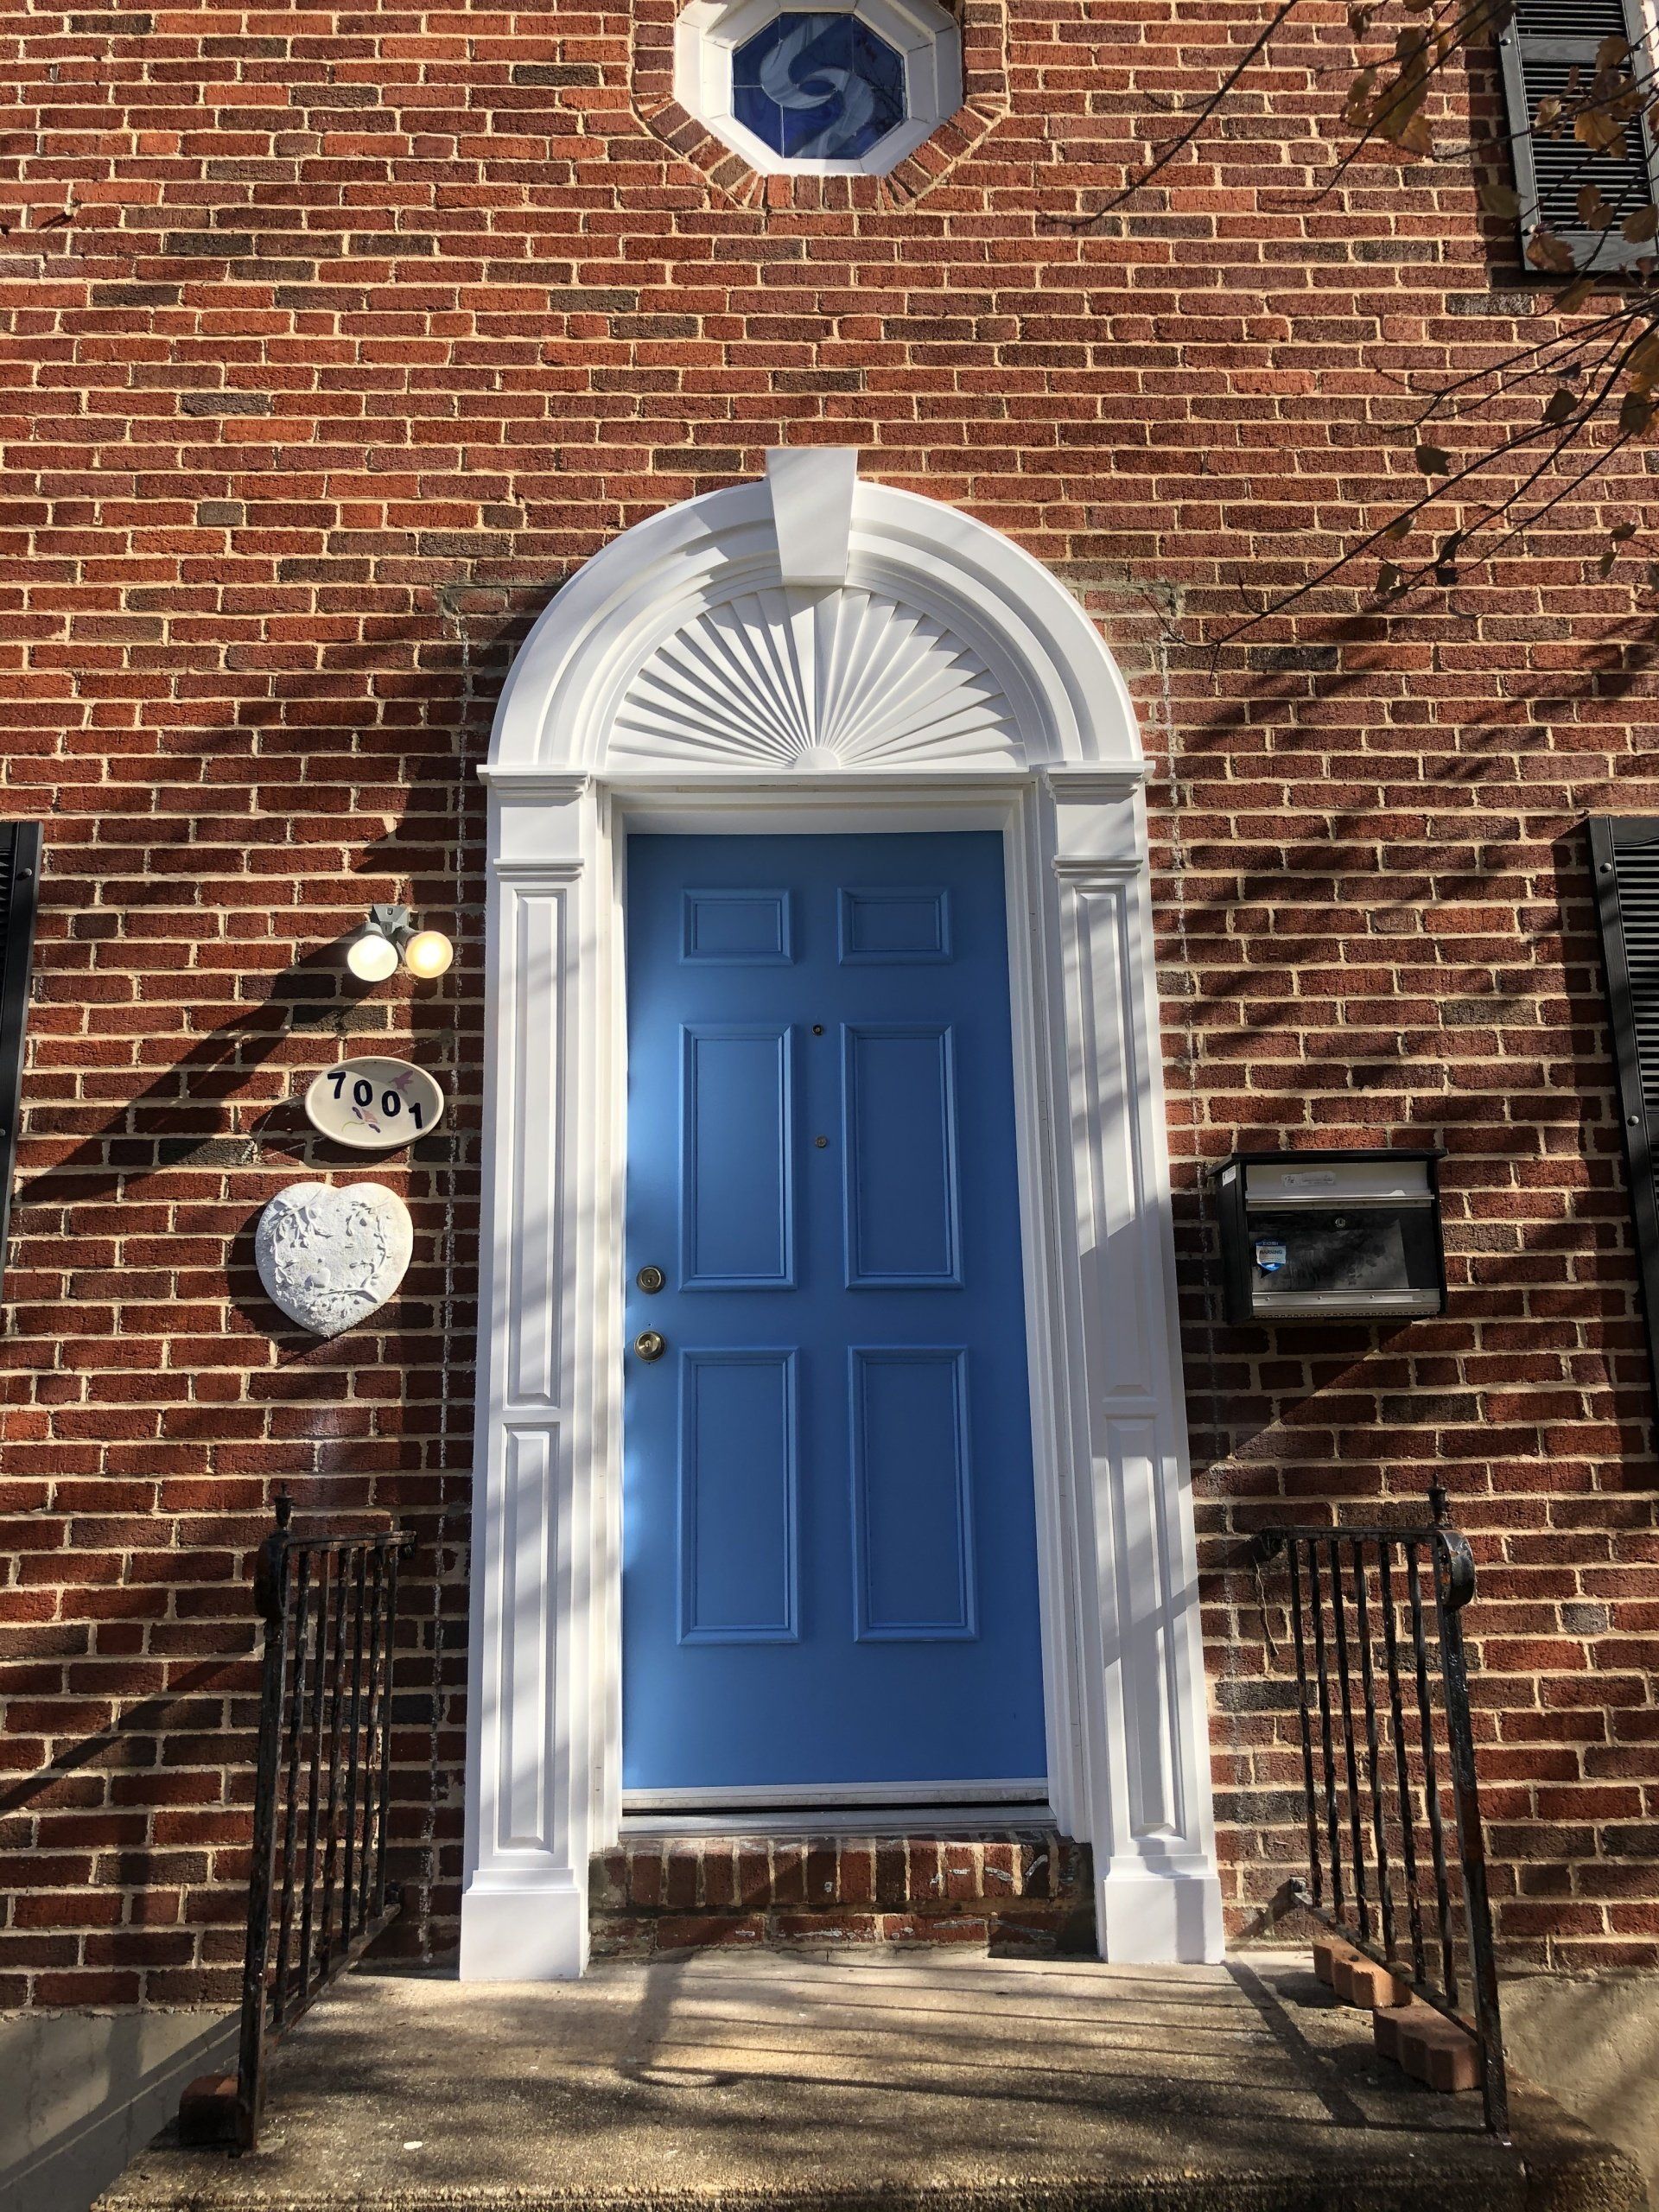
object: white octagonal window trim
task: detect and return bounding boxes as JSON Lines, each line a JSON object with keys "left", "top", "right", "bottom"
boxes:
{"left": 675, "top": 0, "right": 963, "bottom": 178}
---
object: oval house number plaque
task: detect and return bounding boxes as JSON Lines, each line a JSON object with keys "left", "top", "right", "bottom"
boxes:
{"left": 304, "top": 1057, "right": 446, "bottom": 1150}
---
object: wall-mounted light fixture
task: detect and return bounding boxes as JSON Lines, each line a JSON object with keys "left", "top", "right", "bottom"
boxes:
{"left": 345, "top": 904, "right": 454, "bottom": 985}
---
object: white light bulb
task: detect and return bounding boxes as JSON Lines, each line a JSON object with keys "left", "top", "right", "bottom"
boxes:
{"left": 346, "top": 927, "right": 399, "bottom": 984}
{"left": 402, "top": 928, "right": 454, "bottom": 980}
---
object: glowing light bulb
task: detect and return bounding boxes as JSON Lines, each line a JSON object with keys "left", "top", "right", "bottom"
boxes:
{"left": 346, "top": 927, "right": 399, "bottom": 984}
{"left": 402, "top": 928, "right": 454, "bottom": 980}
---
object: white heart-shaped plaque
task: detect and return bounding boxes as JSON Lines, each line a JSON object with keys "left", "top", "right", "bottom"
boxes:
{"left": 254, "top": 1181, "right": 412, "bottom": 1338}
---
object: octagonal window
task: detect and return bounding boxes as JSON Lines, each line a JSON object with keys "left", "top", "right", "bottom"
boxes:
{"left": 732, "top": 14, "right": 906, "bottom": 164}
{"left": 676, "top": 0, "right": 962, "bottom": 178}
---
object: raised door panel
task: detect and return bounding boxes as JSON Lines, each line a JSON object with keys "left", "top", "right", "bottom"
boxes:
{"left": 838, "top": 886, "right": 951, "bottom": 963}
{"left": 842, "top": 1024, "right": 962, "bottom": 1287}
{"left": 683, "top": 887, "right": 792, "bottom": 964}
{"left": 850, "top": 1347, "right": 976, "bottom": 1642}
{"left": 680, "top": 1023, "right": 795, "bottom": 1288}
{"left": 679, "top": 1350, "right": 798, "bottom": 1643}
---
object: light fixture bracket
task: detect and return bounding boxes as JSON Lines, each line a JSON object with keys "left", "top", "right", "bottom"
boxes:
{"left": 367, "top": 902, "right": 414, "bottom": 949}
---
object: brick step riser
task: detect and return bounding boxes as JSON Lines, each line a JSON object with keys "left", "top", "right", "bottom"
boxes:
{"left": 591, "top": 1832, "right": 1096, "bottom": 1959}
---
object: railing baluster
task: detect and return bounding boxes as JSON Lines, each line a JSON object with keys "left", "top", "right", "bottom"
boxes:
{"left": 297, "top": 1548, "right": 332, "bottom": 2013}
{"left": 1326, "top": 1537, "right": 1370, "bottom": 1940}
{"left": 1378, "top": 1541, "right": 1427, "bottom": 1986}
{"left": 271, "top": 1550, "right": 312, "bottom": 2030}
{"left": 358, "top": 1548, "right": 388, "bottom": 1936}
{"left": 1407, "top": 1538, "right": 1458, "bottom": 2006}
{"left": 340, "top": 1547, "right": 370, "bottom": 1948}
{"left": 1286, "top": 1542, "right": 1323, "bottom": 1908}
{"left": 317, "top": 1546, "right": 354, "bottom": 1981}
{"left": 1306, "top": 1541, "right": 1344, "bottom": 1921}
{"left": 374, "top": 1537, "right": 402, "bottom": 1916}
{"left": 1351, "top": 1538, "right": 1395, "bottom": 1961}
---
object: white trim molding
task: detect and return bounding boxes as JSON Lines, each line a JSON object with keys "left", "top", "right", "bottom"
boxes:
{"left": 674, "top": 0, "right": 962, "bottom": 179}
{"left": 461, "top": 450, "right": 1222, "bottom": 1981}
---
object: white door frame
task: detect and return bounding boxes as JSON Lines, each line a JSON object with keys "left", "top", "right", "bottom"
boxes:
{"left": 459, "top": 451, "right": 1222, "bottom": 1979}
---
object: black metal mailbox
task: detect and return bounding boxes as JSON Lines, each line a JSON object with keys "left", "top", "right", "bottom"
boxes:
{"left": 1215, "top": 1148, "right": 1447, "bottom": 1325}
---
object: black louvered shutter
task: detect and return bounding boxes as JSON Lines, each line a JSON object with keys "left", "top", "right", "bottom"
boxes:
{"left": 1591, "top": 817, "right": 1659, "bottom": 1403}
{"left": 0, "top": 823, "right": 41, "bottom": 1302}
{"left": 1499, "top": 0, "right": 1659, "bottom": 270}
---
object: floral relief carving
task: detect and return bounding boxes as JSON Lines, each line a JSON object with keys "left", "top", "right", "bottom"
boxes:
{"left": 254, "top": 1181, "right": 414, "bottom": 1338}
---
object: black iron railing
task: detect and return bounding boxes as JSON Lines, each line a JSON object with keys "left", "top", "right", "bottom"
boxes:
{"left": 183, "top": 1496, "right": 413, "bottom": 2151}
{"left": 1251, "top": 1484, "right": 1509, "bottom": 2141}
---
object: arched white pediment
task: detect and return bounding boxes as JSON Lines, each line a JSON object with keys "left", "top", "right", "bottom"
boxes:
{"left": 487, "top": 453, "right": 1143, "bottom": 776}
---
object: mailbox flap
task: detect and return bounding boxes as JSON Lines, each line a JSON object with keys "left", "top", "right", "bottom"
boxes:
{"left": 1243, "top": 1158, "right": 1433, "bottom": 1207}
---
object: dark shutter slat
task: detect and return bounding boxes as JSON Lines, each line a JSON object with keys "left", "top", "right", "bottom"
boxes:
{"left": 1591, "top": 817, "right": 1659, "bottom": 1409}
{"left": 0, "top": 821, "right": 41, "bottom": 1304}
{"left": 1499, "top": 0, "right": 1659, "bottom": 270}
{"left": 1516, "top": 0, "right": 1629, "bottom": 35}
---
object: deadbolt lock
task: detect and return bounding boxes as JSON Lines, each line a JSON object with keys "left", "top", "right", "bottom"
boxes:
{"left": 636, "top": 1264, "right": 665, "bottom": 1294}
{"left": 634, "top": 1330, "right": 667, "bottom": 1363}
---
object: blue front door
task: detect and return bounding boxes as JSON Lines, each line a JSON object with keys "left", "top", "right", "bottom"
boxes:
{"left": 621, "top": 832, "right": 1046, "bottom": 1796}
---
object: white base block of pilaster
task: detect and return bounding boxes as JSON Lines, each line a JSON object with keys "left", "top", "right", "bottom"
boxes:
{"left": 459, "top": 1873, "right": 589, "bottom": 1981}
{"left": 1096, "top": 1866, "right": 1224, "bottom": 1965}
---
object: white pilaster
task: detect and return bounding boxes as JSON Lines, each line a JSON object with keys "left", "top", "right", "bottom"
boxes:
{"left": 461, "top": 775, "right": 596, "bottom": 1980}
{"left": 1041, "top": 767, "right": 1223, "bottom": 1965}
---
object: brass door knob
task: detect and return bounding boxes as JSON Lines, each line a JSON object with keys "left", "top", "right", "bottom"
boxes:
{"left": 634, "top": 1330, "right": 667, "bottom": 1363}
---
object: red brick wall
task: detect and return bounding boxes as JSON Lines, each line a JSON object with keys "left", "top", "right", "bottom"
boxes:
{"left": 1, "top": 0, "right": 1656, "bottom": 2004}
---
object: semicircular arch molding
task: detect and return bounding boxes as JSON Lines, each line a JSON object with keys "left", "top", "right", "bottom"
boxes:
{"left": 486, "top": 459, "right": 1144, "bottom": 779}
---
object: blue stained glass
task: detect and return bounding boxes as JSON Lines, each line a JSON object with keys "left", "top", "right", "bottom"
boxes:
{"left": 731, "top": 11, "right": 907, "bottom": 162}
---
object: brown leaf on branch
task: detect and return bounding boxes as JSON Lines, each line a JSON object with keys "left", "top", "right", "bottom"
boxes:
{"left": 1526, "top": 229, "right": 1578, "bottom": 276}
{"left": 1618, "top": 391, "right": 1656, "bottom": 435}
{"left": 1578, "top": 185, "right": 1614, "bottom": 231}
{"left": 1479, "top": 180, "right": 1521, "bottom": 219}
{"left": 1576, "top": 106, "right": 1627, "bottom": 156}
{"left": 1389, "top": 111, "right": 1434, "bottom": 156}
{"left": 1627, "top": 331, "right": 1659, "bottom": 391}
{"left": 1625, "top": 208, "right": 1659, "bottom": 245}
{"left": 1415, "top": 442, "right": 1451, "bottom": 474}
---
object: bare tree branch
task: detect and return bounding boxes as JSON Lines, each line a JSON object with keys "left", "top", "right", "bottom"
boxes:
{"left": 1056, "top": 0, "right": 1306, "bottom": 231}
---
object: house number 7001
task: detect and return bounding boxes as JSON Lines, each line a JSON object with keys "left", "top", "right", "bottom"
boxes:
{"left": 303, "top": 1057, "right": 448, "bottom": 1152}
{"left": 327, "top": 1070, "right": 427, "bottom": 1125}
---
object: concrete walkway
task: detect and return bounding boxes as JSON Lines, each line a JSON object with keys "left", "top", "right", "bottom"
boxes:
{"left": 96, "top": 1949, "right": 1643, "bottom": 2212}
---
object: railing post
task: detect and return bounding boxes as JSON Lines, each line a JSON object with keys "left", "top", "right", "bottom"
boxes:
{"left": 1428, "top": 1485, "right": 1510, "bottom": 2143}
{"left": 233, "top": 1493, "right": 294, "bottom": 2151}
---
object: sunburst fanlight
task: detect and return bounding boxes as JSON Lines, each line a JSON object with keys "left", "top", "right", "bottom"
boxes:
{"left": 609, "top": 586, "right": 1017, "bottom": 772}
